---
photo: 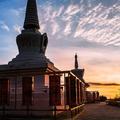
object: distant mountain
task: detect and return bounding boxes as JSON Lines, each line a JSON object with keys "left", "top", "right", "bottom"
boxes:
{"left": 88, "top": 82, "right": 120, "bottom": 86}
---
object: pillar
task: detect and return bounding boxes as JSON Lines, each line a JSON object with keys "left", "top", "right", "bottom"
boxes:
{"left": 80, "top": 82, "right": 83, "bottom": 103}
{"left": 22, "top": 77, "right": 32, "bottom": 105}
{"left": 49, "top": 75, "right": 61, "bottom": 106}
{"left": 0, "top": 78, "right": 9, "bottom": 105}
{"left": 77, "top": 80, "right": 80, "bottom": 105}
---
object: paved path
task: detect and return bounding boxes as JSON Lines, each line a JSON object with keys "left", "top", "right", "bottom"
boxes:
{"left": 75, "top": 102, "right": 120, "bottom": 120}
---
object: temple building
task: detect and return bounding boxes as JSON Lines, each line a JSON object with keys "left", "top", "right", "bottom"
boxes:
{"left": 0, "top": 0, "right": 88, "bottom": 119}
{"left": 70, "top": 54, "right": 88, "bottom": 104}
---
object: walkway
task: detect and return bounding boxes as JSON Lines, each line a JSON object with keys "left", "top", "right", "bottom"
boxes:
{"left": 75, "top": 102, "right": 120, "bottom": 120}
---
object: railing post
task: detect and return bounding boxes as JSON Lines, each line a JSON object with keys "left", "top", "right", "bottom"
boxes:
{"left": 53, "top": 106, "right": 57, "bottom": 120}
{"left": 68, "top": 72, "right": 72, "bottom": 118}
{"left": 64, "top": 73, "right": 66, "bottom": 109}
{"left": 15, "top": 78, "right": 17, "bottom": 109}
{"left": 26, "top": 104, "right": 30, "bottom": 118}
{"left": 2, "top": 104, "right": 5, "bottom": 119}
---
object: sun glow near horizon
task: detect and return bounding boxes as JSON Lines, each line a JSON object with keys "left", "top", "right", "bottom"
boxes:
{"left": 88, "top": 84, "right": 120, "bottom": 99}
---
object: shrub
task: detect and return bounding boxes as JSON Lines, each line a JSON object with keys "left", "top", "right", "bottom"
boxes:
{"left": 99, "top": 96, "right": 107, "bottom": 102}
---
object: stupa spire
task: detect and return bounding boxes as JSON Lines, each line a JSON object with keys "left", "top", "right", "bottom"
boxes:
{"left": 24, "top": 0, "right": 40, "bottom": 29}
{"left": 75, "top": 53, "right": 78, "bottom": 69}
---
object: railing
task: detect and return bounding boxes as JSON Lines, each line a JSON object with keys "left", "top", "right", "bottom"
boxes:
{"left": 0, "top": 104, "right": 85, "bottom": 120}
{"left": 0, "top": 70, "right": 86, "bottom": 119}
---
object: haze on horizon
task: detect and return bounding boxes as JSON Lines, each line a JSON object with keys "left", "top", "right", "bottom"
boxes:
{"left": 0, "top": 0, "right": 120, "bottom": 94}
{"left": 88, "top": 83, "right": 120, "bottom": 99}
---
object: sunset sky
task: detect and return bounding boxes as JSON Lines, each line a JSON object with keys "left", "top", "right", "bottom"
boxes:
{"left": 0, "top": 0, "right": 120, "bottom": 98}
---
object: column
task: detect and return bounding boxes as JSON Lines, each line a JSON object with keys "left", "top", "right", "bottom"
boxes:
{"left": 49, "top": 75, "right": 61, "bottom": 106}
{"left": 22, "top": 77, "right": 32, "bottom": 105}
{"left": 70, "top": 76, "right": 76, "bottom": 107}
{"left": 77, "top": 80, "right": 80, "bottom": 105}
{"left": 0, "top": 78, "right": 9, "bottom": 105}
{"left": 80, "top": 82, "right": 83, "bottom": 103}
